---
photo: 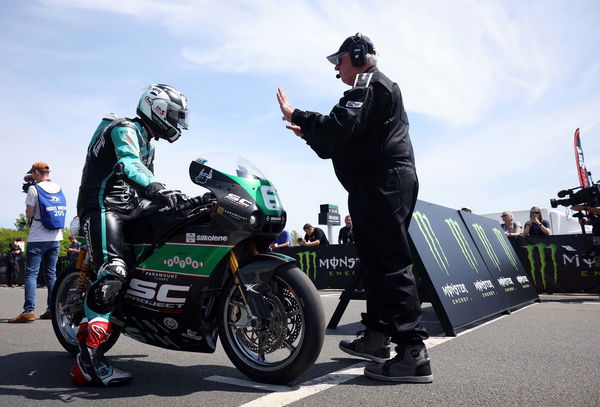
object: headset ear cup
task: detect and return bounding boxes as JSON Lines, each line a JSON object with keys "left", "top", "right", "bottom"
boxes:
{"left": 350, "top": 40, "right": 366, "bottom": 66}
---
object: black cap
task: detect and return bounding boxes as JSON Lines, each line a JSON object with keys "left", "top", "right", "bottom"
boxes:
{"left": 326, "top": 33, "right": 375, "bottom": 64}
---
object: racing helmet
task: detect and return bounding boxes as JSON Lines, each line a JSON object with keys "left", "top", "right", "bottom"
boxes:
{"left": 137, "top": 84, "right": 189, "bottom": 143}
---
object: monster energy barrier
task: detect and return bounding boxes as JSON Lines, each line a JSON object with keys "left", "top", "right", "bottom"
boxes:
{"left": 521, "top": 243, "right": 558, "bottom": 289}
{"left": 412, "top": 210, "right": 450, "bottom": 275}
{"left": 473, "top": 223, "right": 500, "bottom": 271}
{"left": 297, "top": 251, "right": 317, "bottom": 281}
{"left": 445, "top": 218, "right": 479, "bottom": 272}
{"left": 492, "top": 228, "right": 518, "bottom": 270}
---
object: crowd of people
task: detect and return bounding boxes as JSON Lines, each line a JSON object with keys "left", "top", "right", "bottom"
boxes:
{"left": 500, "top": 207, "right": 552, "bottom": 237}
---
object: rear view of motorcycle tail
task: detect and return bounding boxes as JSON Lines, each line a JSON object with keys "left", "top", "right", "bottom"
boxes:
{"left": 52, "top": 153, "right": 325, "bottom": 385}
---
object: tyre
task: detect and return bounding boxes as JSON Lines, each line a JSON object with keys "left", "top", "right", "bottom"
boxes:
{"left": 51, "top": 265, "right": 120, "bottom": 355}
{"left": 218, "top": 263, "right": 325, "bottom": 384}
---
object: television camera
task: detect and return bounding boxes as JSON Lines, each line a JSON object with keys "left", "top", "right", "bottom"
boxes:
{"left": 550, "top": 184, "right": 600, "bottom": 208}
{"left": 22, "top": 174, "right": 36, "bottom": 193}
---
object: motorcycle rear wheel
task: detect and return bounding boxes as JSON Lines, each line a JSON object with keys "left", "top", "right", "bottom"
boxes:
{"left": 51, "top": 265, "right": 120, "bottom": 355}
{"left": 218, "top": 263, "right": 325, "bottom": 384}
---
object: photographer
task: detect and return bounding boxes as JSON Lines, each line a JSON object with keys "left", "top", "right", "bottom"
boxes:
{"left": 5, "top": 241, "right": 23, "bottom": 287}
{"left": 524, "top": 206, "right": 552, "bottom": 236}
{"left": 9, "top": 162, "right": 65, "bottom": 323}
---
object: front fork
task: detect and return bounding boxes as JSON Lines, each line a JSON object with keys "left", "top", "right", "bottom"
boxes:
{"left": 227, "top": 244, "right": 272, "bottom": 324}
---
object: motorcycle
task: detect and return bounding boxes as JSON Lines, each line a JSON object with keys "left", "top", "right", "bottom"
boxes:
{"left": 51, "top": 153, "right": 325, "bottom": 384}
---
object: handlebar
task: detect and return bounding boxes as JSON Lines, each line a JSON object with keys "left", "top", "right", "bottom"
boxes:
{"left": 139, "top": 195, "right": 210, "bottom": 217}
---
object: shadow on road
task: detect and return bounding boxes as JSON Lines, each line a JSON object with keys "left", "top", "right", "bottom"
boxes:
{"left": 0, "top": 351, "right": 273, "bottom": 401}
{"left": 0, "top": 351, "right": 357, "bottom": 401}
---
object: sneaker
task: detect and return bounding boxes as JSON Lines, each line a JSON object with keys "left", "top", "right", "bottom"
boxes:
{"left": 8, "top": 312, "right": 36, "bottom": 323}
{"left": 339, "top": 329, "right": 391, "bottom": 364}
{"left": 364, "top": 344, "right": 433, "bottom": 383}
{"left": 39, "top": 311, "right": 52, "bottom": 320}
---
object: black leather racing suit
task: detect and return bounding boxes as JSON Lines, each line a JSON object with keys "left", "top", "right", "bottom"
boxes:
{"left": 76, "top": 115, "right": 158, "bottom": 319}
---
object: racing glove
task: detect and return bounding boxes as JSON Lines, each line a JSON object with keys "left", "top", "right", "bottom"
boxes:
{"left": 145, "top": 182, "right": 190, "bottom": 209}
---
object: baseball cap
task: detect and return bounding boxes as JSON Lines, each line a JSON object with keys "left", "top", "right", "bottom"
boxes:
{"left": 27, "top": 161, "right": 50, "bottom": 174}
{"left": 326, "top": 33, "right": 375, "bottom": 64}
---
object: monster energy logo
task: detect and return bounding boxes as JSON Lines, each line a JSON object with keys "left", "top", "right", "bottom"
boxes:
{"left": 445, "top": 218, "right": 478, "bottom": 273}
{"left": 492, "top": 228, "right": 518, "bottom": 270}
{"left": 297, "top": 251, "right": 317, "bottom": 280}
{"left": 472, "top": 224, "right": 500, "bottom": 271}
{"left": 412, "top": 211, "right": 449, "bottom": 275}
{"left": 522, "top": 243, "right": 558, "bottom": 289}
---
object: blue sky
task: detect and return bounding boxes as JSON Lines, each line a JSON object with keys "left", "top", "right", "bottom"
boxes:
{"left": 1, "top": 0, "right": 599, "bottom": 238}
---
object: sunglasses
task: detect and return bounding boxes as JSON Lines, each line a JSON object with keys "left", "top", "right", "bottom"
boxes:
{"left": 501, "top": 214, "right": 508, "bottom": 218}
{"left": 531, "top": 211, "right": 540, "bottom": 214}
{"left": 336, "top": 55, "right": 344, "bottom": 65}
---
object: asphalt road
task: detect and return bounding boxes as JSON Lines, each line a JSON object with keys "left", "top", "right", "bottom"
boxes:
{"left": 1, "top": 286, "right": 598, "bottom": 406}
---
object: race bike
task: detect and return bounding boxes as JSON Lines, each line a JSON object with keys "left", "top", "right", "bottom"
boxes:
{"left": 51, "top": 153, "right": 325, "bottom": 384}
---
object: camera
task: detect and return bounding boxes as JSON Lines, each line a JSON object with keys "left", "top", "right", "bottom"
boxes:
{"left": 550, "top": 184, "right": 600, "bottom": 208}
{"left": 22, "top": 174, "right": 36, "bottom": 193}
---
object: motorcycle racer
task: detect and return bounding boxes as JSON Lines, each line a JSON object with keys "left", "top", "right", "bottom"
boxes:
{"left": 71, "top": 84, "right": 190, "bottom": 386}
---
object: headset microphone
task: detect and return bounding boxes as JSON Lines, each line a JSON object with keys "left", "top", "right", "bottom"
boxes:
{"left": 336, "top": 74, "right": 341, "bottom": 79}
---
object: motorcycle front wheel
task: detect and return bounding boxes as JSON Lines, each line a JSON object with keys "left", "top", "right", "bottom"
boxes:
{"left": 217, "top": 263, "right": 325, "bottom": 384}
{"left": 51, "top": 266, "right": 120, "bottom": 355}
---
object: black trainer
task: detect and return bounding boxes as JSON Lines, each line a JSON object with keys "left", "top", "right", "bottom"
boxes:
{"left": 364, "top": 343, "right": 433, "bottom": 383}
{"left": 339, "top": 329, "right": 391, "bottom": 364}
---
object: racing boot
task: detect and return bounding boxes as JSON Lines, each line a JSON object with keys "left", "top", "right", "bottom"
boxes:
{"left": 70, "top": 318, "right": 132, "bottom": 386}
{"left": 339, "top": 329, "right": 391, "bottom": 364}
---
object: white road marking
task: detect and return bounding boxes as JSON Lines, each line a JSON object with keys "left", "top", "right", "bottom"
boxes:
{"left": 319, "top": 293, "right": 342, "bottom": 298}
{"left": 219, "top": 302, "right": 540, "bottom": 407}
{"left": 238, "top": 364, "right": 368, "bottom": 407}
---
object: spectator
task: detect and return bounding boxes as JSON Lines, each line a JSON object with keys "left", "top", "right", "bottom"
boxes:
{"left": 277, "top": 33, "right": 431, "bottom": 382}
{"left": 5, "top": 241, "right": 23, "bottom": 287}
{"left": 299, "top": 223, "right": 329, "bottom": 246}
{"left": 338, "top": 215, "right": 354, "bottom": 245}
{"left": 269, "top": 230, "right": 293, "bottom": 252}
{"left": 524, "top": 206, "right": 551, "bottom": 236}
{"left": 67, "top": 235, "right": 81, "bottom": 266}
{"left": 500, "top": 211, "right": 522, "bottom": 237}
{"left": 9, "top": 162, "right": 66, "bottom": 323}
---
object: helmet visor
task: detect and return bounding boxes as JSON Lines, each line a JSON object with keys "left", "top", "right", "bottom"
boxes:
{"left": 166, "top": 103, "right": 189, "bottom": 131}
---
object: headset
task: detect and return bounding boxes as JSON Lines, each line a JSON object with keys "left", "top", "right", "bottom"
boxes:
{"left": 349, "top": 33, "right": 371, "bottom": 67}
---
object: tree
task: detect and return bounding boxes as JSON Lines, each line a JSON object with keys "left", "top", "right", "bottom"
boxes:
{"left": 15, "top": 213, "right": 30, "bottom": 234}
{"left": 0, "top": 228, "right": 27, "bottom": 254}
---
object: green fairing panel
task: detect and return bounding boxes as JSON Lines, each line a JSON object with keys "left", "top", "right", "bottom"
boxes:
{"left": 224, "top": 174, "right": 283, "bottom": 216}
{"left": 137, "top": 243, "right": 232, "bottom": 277}
{"left": 259, "top": 252, "right": 295, "bottom": 262}
{"left": 110, "top": 125, "right": 158, "bottom": 188}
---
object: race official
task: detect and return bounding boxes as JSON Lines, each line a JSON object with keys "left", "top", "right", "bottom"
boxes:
{"left": 277, "top": 33, "right": 431, "bottom": 383}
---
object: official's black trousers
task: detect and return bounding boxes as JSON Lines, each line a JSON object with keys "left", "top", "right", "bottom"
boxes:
{"left": 348, "top": 165, "right": 429, "bottom": 345}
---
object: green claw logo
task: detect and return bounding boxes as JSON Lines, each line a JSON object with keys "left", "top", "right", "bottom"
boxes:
{"left": 472, "top": 223, "right": 500, "bottom": 271}
{"left": 521, "top": 243, "right": 558, "bottom": 289}
{"left": 412, "top": 211, "right": 449, "bottom": 275}
{"left": 492, "top": 228, "right": 518, "bottom": 270}
{"left": 445, "top": 218, "right": 478, "bottom": 273}
{"left": 297, "top": 251, "right": 317, "bottom": 280}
